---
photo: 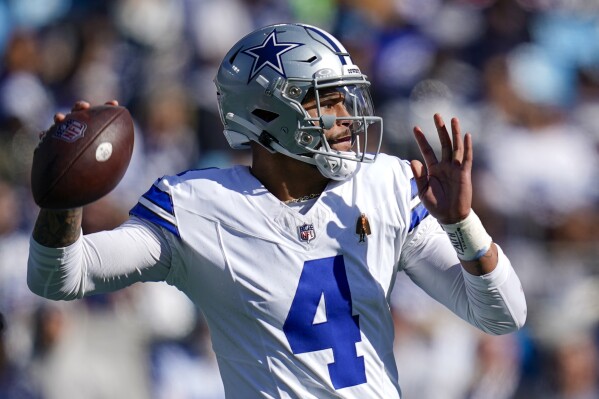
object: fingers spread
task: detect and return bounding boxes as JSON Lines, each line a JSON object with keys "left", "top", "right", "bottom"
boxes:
{"left": 410, "top": 160, "right": 428, "bottom": 195}
{"left": 434, "top": 114, "right": 452, "bottom": 162}
{"left": 413, "top": 126, "right": 438, "bottom": 168}
{"left": 410, "top": 159, "right": 425, "bottom": 179}
{"left": 463, "top": 133, "right": 473, "bottom": 168}
{"left": 416, "top": 113, "right": 474, "bottom": 171}
{"left": 451, "top": 117, "right": 464, "bottom": 163}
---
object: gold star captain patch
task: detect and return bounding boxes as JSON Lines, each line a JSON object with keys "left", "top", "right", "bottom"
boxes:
{"left": 356, "top": 213, "right": 371, "bottom": 243}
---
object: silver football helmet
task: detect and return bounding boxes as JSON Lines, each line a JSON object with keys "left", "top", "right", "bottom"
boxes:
{"left": 214, "top": 23, "right": 383, "bottom": 180}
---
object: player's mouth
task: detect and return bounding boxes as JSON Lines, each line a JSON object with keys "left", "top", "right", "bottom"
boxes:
{"left": 328, "top": 136, "right": 351, "bottom": 145}
{"left": 327, "top": 135, "right": 352, "bottom": 151}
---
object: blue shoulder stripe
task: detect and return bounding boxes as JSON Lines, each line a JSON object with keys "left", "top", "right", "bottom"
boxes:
{"left": 130, "top": 203, "right": 180, "bottom": 238}
{"left": 142, "top": 185, "right": 174, "bottom": 215}
{"left": 410, "top": 178, "right": 418, "bottom": 200}
{"left": 409, "top": 202, "right": 429, "bottom": 232}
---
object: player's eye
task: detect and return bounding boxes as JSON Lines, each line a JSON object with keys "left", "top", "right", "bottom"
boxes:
{"left": 321, "top": 96, "right": 344, "bottom": 110}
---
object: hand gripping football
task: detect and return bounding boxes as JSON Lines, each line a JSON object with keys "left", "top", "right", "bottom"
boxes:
{"left": 31, "top": 105, "right": 134, "bottom": 209}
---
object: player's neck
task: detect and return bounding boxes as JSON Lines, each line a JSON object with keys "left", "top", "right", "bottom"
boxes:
{"left": 250, "top": 144, "right": 329, "bottom": 203}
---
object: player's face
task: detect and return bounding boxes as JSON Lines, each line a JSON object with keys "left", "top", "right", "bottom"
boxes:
{"left": 303, "top": 89, "right": 353, "bottom": 152}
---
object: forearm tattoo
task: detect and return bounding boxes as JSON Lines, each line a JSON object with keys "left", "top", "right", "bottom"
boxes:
{"left": 32, "top": 208, "right": 83, "bottom": 248}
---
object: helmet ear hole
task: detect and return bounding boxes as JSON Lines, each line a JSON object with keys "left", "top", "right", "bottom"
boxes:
{"left": 251, "top": 109, "right": 279, "bottom": 123}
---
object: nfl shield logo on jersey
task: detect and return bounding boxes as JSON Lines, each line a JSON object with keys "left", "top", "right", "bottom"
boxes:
{"left": 298, "top": 223, "right": 315, "bottom": 242}
{"left": 54, "top": 120, "right": 87, "bottom": 142}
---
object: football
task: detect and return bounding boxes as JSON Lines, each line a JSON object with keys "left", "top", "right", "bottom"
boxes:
{"left": 31, "top": 105, "right": 135, "bottom": 209}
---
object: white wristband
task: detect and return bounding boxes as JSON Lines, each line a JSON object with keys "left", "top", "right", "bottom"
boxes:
{"left": 440, "top": 210, "right": 492, "bottom": 261}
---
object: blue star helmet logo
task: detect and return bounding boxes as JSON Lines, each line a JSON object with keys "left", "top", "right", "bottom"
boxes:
{"left": 242, "top": 30, "right": 303, "bottom": 83}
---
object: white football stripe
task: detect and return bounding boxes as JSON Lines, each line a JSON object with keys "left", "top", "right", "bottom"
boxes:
{"left": 410, "top": 196, "right": 421, "bottom": 209}
{"left": 139, "top": 197, "right": 177, "bottom": 225}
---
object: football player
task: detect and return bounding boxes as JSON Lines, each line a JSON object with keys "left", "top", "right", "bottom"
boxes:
{"left": 28, "top": 23, "right": 526, "bottom": 398}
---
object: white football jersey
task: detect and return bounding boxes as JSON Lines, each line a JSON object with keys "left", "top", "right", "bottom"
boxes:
{"left": 28, "top": 153, "right": 527, "bottom": 398}
{"left": 128, "top": 154, "right": 425, "bottom": 398}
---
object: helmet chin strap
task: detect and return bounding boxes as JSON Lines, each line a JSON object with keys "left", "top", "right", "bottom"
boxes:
{"left": 269, "top": 141, "right": 358, "bottom": 181}
{"left": 314, "top": 152, "right": 358, "bottom": 181}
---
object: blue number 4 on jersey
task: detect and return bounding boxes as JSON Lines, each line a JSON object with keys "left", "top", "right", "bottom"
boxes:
{"left": 283, "top": 255, "right": 367, "bottom": 389}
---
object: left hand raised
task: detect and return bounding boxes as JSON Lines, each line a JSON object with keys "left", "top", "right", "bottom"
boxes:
{"left": 410, "top": 114, "right": 472, "bottom": 225}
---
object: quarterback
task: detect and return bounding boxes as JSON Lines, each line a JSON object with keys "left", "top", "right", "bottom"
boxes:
{"left": 28, "top": 23, "right": 526, "bottom": 398}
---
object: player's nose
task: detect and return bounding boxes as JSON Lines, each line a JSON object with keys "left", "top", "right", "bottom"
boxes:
{"left": 335, "top": 104, "right": 351, "bottom": 127}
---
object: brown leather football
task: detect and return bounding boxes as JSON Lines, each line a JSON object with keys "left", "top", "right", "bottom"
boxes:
{"left": 31, "top": 105, "right": 134, "bottom": 209}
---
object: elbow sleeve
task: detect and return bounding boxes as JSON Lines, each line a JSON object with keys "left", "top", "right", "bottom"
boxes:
{"left": 27, "top": 234, "right": 86, "bottom": 301}
{"left": 462, "top": 245, "right": 527, "bottom": 335}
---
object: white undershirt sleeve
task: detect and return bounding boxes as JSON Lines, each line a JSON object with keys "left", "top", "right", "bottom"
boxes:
{"left": 399, "top": 216, "right": 527, "bottom": 335}
{"left": 27, "top": 217, "right": 172, "bottom": 300}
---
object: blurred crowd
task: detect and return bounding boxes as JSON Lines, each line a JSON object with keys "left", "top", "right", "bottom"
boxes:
{"left": 0, "top": 0, "right": 598, "bottom": 398}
